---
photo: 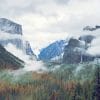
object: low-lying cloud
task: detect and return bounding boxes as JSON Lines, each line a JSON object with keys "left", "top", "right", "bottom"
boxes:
{"left": 0, "top": 31, "right": 22, "bottom": 40}
{"left": 5, "top": 44, "right": 47, "bottom": 72}
{"left": 0, "top": 0, "right": 100, "bottom": 61}
{"left": 87, "top": 37, "right": 100, "bottom": 56}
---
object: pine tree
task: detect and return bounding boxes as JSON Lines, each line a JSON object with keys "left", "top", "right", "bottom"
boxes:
{"left": 92, "top": 64, "right": 100, "bottom": 100}
{"left": 73, "top": 82, "right": 83, "bottom": 100}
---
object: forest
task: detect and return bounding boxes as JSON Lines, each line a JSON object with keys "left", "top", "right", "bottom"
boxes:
{"left": 0, "top": 63, "right": 99, "bottom": 100}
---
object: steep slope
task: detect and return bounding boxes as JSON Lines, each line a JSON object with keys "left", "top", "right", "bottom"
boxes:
{"left": 0, "top": 18, "right": 36, "bottom": 58}
{"left": 0, "top": 18, "right": 23, "bottom": 50}
{"left": 25, "top": 41, "right": 36, "bottom": 59}
{"left": 0, "top": 44, "right": 24, "bottom": 70}
{"left": 38, "top": 40, "right": 67, "bottom": 61}
{"left": 0, "top": 18, "right": 22, "bottom": 35}
{"left": 63, "top": 38, "right": 95, "bottom": 64}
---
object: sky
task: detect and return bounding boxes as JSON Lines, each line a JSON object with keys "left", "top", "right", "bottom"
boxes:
{"left": 0, "top": 0, "right": 100, "bottom": 54}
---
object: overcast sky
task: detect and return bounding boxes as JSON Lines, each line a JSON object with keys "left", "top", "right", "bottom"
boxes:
{"left": 0, "top": 0, "right": 100, "bottom": 54}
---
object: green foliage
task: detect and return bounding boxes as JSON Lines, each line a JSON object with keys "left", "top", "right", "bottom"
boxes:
{"left": 0, "top": 63, "right": 99, "bottom": 100}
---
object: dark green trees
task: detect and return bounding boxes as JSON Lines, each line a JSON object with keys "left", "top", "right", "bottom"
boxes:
{"left": 92, "top": 65, "right": 100, "bottom": 100}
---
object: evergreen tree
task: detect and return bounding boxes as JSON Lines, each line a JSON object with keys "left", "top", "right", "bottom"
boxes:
{"left": 92, "top": 64, "right": 100, "bottom": 100}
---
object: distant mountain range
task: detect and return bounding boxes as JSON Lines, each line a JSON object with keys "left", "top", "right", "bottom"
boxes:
{"left": 0, "top": 44, "right": 24, "bottom": 70}
{"left": 63, "top": 38, "right": 95, "bottom": 64}
{"left": 39, "top": 35, "right": 97, "bottom": 64}
{"left": 0, "top": 18, "right": 99, "bottom": 65}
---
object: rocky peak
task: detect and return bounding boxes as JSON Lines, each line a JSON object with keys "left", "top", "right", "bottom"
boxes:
{"left": 63, "top": 38, "right": 95, "bottom": 64}
{"left": 68, "top": 38, "right": 81, "bottom": 48}
{"left": 0, "top": 18, "right": 22, "bottom": 35}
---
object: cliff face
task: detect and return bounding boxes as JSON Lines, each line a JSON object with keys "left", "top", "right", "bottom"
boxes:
{"left": 25, "top": 41, "right": 36, "bottom": 59}
{"left": 38, "top": 40, "right": 66, "bottom": 61}
{"left": 0, "top": 44, "right": 24, "bottom": 70}
{"left": 0, "top": 18, "right": 22, "bottom": 35}
{"left": 63, "top": 38, "right": 95, "bottom": 64}
{"left": 38, "top": 38, "right": 95, "bottom": 64}
{"left": 0, "top": 18, "right": 23, "bottom": 50}
{"left": 0, "top": 18, "right": 35, "bottom": 58}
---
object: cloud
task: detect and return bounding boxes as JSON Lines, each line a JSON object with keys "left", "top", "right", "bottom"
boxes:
{"left": 54, "top": 0, "right": 69, "bottom": 4}
{"left": 1, "top": 0, "right": 100, "bottom": 32}
{"left": 87, "top": 37, "right": 100, "bottom": 55}
{"left": 44, "top": 0, "right": 100, "bottom": 34}
{"left": 5, "top": 43, "right": 47, "bottom": 71}
{"left": 0, "top": 0, "right": 100, "bottom": 54}
{"left": 0, "top": 31, "right": 22, "bottom": 40}
{"left": 0, "top": 0, "right": 69, "bottom": 17}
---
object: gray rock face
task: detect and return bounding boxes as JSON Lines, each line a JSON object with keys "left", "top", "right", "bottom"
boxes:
{"left": 0, "top": 18, "right": 22, "bottom": 35}
{"left": 68, "top": 38, "right": 81, "bottom": 47}
{"left": 63, "top": 38, "right": 95, "bottom": 64}
{"left": 0, "top": 18, "right": 35, "bottom": 58}
{"left": 0, "top": 44, "right": 24, "bottom": 70}
{"left": 25, "top": 41, "right": 34, "bottom": 55}
{"left": 0, "top": 18, "right": 23, "bottom": 49}
{"left": 25, "top": 42, "right": 36, "bottom": 59}
{"left": 0, "top": 39, "right": 23, "bottom": 49}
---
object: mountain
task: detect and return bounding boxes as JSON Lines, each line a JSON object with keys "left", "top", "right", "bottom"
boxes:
{"left": 0, "top": 18, "right": 22, "bottom": 35}
{"left": 63, "top": 38, "right": 95, "bottom": 64}
{"left": 39, "top": 35, "right": 96, "bottom": 64}
{"left": 0, "top": 18, "right": 23, "bottom": 49}
{"left": 25, "top": 41, "right": 36, "bottom": 59}
{"left": 0, "top": 18, "right": 23, "bottom": 50}
{"left": 0, "top": 18, "right": 35, "bottom": 58}
{"left": 38, "top": 40, "right": 67, "bottom": 61}
{"left": 38, "top": 37, "right": 95, "bottom": 64}
{"left": 0, "top": 44, "right": 24, "bottom": 70}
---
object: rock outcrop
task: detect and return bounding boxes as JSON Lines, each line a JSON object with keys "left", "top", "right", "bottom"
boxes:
{"left": 0, "top": 18, "right": 35, "bottom": 58}
{"left": 63, "top": 38, "right": 95, "bottom": 64}
{"left": 0, "top": 44, "right": 24, "bottom": 70}
{"left": 38, "top": 40, "right": 67, "bottom": 61}
{"left": 0, "top": 18, "right": 22, "bottom": 35}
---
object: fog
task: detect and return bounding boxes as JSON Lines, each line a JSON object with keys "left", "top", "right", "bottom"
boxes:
{"left": 0, "top": 31, "right": 22, "bottom": 40}
{"left": 87, "top": 37, "right": 100, "bottom": 56}
{"left": 5, "top": 44, "right": 47, "bottom": 72}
